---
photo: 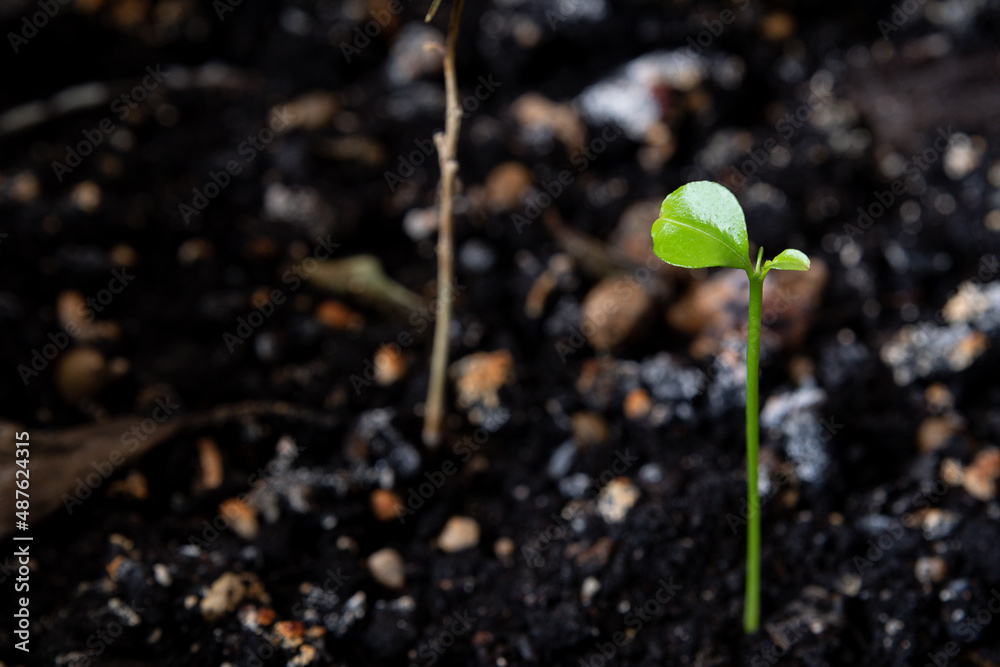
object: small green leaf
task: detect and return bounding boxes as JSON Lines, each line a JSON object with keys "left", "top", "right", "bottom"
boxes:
{"left": 651, "top": 181, "right": 752, "bottom": 271}
{"left": 762, "top": 248, "right": 810, "bottom": 276}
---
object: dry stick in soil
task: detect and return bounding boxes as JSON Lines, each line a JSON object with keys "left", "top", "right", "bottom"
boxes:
{"left": 423, "top": 0, "right": 467, "bottom": 448}
{"left": 649, "top": 181, "right": 810, "bottom": 633}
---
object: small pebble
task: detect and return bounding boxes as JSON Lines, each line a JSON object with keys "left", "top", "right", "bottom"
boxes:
{"left": 275, "top": 619, "right": 306, "bottom": 648}
{"left": 367, "top": 548, "right": 406, "bottom": 590}
{"left": 917, "top": 415, "right": 962, "bottom": 454}
{"left": 402, "top": 207, "right": 438, "bottom": 241}
{"left": 547, "top": 440, "right": 577, "bottom": 479}
{"left": 219, "top": 498, "right": 259, "bottom": 540}
{"left": 281, "top": 91, "right": 339, "bottom": 131}
{"left": 437, "top": 516, "right": 481, "bottom": 553}
{"left": 450, "top": 350, "right": 514, "bottom": 429}
{"left": 200, "top": 572, "right": 269, "bottom": 622}
{"left": 760, "top": 12, "right": 796, "bottom": 41}
{"left": 153, "top": 564, "right": 172, "bottom": 587}
{"left": 385, "top": 23, "right": 443, "bottom": 86}
{"left": 370, "top": 489, "right": 404, "bottom": 522}
{"left": 597, "top": 478, "right": 640, "bottom": 524}
{"left": 373, "top": 344, "right": 407, "bottom": 386}
{"left": 581, "top": 576, "right": 601, "bottom": 605}
{"left": 484, "top": 161, "right": 533, "bottom": 212}
{"left": 921, "top": 509, "right": 960, "bottom": 540}
{"left": 315, "top": 300, "right": 363, "bottom": 330}
{"left": 70, "top": 180, "right": 102, "bottom": 212}
{"left": 924, "top": 383, "right": 955, "bottom": 413}
{"left": 55, "top": 347, "right": 110, "bottom": 405}
{"left": 108, "top": 470, "right": 148, "bottom": 500}
{"left": 914, "top": 556, "right": 947, "bottom": 586}
{"left": 581, "top": 277, "right": 652, "bottom": 351}
{"left": 510, "top": 93, "right": 587, "bottom": 154}
{"left": 571, "top": 412, "right": 609, "bottom": 447}
{"left": 197, "top": 437, "right": 224, "bottom": 490}
{"left": 623, "top": 388, "right": 652, "bottom": 420}
{"left": 962, "top": 448, "right": 1000, "bottom": 501}
{"left": 493, "top": 538, "right": 515, "bottom": 559}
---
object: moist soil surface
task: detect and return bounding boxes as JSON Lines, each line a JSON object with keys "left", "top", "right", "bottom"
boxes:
{"left": 2, "top": 1, "right": 1000, "bottom": 665}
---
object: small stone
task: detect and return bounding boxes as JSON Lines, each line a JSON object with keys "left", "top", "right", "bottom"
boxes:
{"left": 367, "top": 548, "right": 406, "bottom": 590}
{"left": 962, "top": 448, "right": 1000, "bottom": 501}
{"left": 917, "top": 415, "right": 962, "bottom": 454}
{"left": 950, "top": 331, "right": 990, "bottom": 371}
{"left": 373, "top": 344, "right": 407, "bottom": 386}
{"left": 55, "top": 347, "right": 110, "bottom": 405}
{"left": 402, "top": 207, "right": 439, "bottom": 240}
{"left": 760, "top": 12, "right": 796, "bottom": 41}
{"left": 450, "top": 350, "right": 515, "bottom": 429}
{"left": 281, "top": 92, "right": 339, "bottom": 131}
{"left": 914, "top": 556, "right": 947, "bottom": 586}
{"left": 581, "top": 276, "right": 652, "bottom": 351}
{"left": 257, "top": 607, "right": 276, "bottom": 626}
{"left": 609, "top": 200, "right": 670, "bottom": 269}
{"left": 321, "top": 135, "right": 387, "bottom": 167}
{"left": 200, "top": 572, "right": 269, "bottom": 622}
{"left": 56, "top": 290, "right": 121, "bottom": 342}
{"left": 597, "top": 478, "right": 640, "bottom": 524}
{"left": 547, "top": 440, "right": 577, "bottom": 479}
{"left": 493, "top": 537, "right": 515, "bottom": 559}
{"left": 385, "top": 23, "right": 444, "bottom": 85}
{"left": 108, "top": 470, "right": 148, "bottom": 500}
{"left": 291, "top": 644, "right": 317, "bottom": 667}
{"left": 623, "top": 388, "right": 652, "bottom": 420}
{"left": 921, "top": 508, "right": 960, "bottom": 539}
{"left": 576, "top": 51, "right": 705, "bottom": 140}
{"left": 315, "top": 300, "right": 364, "bottom": 331}
{"left": 275, "top": 620, "right": 307, "bottom": 648}
{"left": 336, "top": 536, "right": 359, "bottom": 553}
{"left": 153, "top": 564, "right": 172, "bottom": 587}
{"left": 219, "top": 498, "right": 259, "bottom": 540}
{"left": 510, "top": 93, "right": 587, "bottom": 154}
{"left": 458, "top": 239, "right": 496, "bottom": 274}
{"left": 106, "top": 554, "right": 128, "bottom": 581}
{"left": 10, "top": 171, "right": 40, "bottom": 202}
{"left": 940, "top": 458, "right": 965, "bottom": 486}
{"left": 943, "top": 133, "right": 985, "bottom": 180}
{"left": 788, "top": 355, "right": 816, "bottom": 386}
{"left": 371, "top": 489, "right": 404, "bottom": 522}
{"left": 177, "top": 238, "right": 214, "bottom": 264}
{"left": 942, "top": 282, "right": 1000, "bottom": 329}
{"left": 437, "top": 516, "right": 481, "bottom": 553}
{"left": 197, "top": 437, "right": 224, "bottom": 490}
{"left": 924, "top": 383, "right": 954, "bottom": 413}
{"left": 484, "top": 162, "right": 533, "bottom": 212}
{"left": 835, "top": 573, "right": 862, "bottom": 597}
{"left": 571, "top": 412, "right": 609, "bottom": 447}
{"left": 71, "top": 180, "right": 102, "bottom": 212}
{"left": 580, "top": 576, "right": 601, "bottom": 605}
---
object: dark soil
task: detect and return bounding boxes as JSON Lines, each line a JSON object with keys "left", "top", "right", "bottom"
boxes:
{"left": 1, "top": 0, "right": 1000, "bottom": 665}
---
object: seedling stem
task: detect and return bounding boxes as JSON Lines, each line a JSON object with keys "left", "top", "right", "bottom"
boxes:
{"left": 649, "top": 181, "right": 810, "bottom": 634}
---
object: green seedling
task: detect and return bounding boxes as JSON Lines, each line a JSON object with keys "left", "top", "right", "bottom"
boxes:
{"left": 650, "top": 181, "right": 810, "bottom": 633}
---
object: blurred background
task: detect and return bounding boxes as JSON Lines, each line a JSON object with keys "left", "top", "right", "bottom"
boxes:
{"left": 1, "top": 0, "right": 1000, "bottom": 664}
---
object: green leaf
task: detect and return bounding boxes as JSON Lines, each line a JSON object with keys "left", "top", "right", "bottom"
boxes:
{"left": 651, "top": 181, "right": 752, "bottom": 272}
{"left": 762, "top": 248, "right": 810, "bottom": 276}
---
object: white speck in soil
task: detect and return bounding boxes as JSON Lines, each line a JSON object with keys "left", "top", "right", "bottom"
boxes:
{"left": 547, "top": 439, "right": 577, "bottom": 479}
